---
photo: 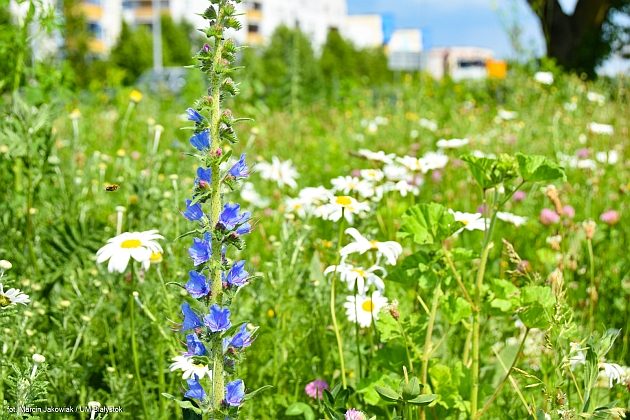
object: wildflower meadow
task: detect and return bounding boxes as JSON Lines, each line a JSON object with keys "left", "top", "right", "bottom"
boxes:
{"left": 1, "top": 0, "right": 629, "bottom": 418}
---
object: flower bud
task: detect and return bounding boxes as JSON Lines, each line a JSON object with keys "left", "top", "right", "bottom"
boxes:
{"left": 583, "top": 220, "right": 596, "bottom": 240}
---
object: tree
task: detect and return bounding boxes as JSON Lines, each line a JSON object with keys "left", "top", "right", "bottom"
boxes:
{"left": 526, "top": 0, "right": 630, "bottom": 76}
{"left": 62, "top": 0, "right": 91, "bottom": 86}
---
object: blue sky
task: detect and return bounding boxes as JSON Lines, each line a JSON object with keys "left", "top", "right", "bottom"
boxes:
{"left": 346, "top": 0, "right": 560, "bottom": 58}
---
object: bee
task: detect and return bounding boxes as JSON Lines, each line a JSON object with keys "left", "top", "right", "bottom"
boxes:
{"left": 105, "top": 184, "right": 120, "bottom": 192}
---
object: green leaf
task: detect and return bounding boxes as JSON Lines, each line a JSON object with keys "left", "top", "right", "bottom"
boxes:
{"left": 516, "top": 153, "right": 566, "bottom": 182}
{"left": 399, "top": 203, "right": 462, "bottom": 245}
{"left": 244, "top": 384, "right": 274, "bottom": 401}
{"left": 375, "top": 385, "right": 401, "bottom": 402}
{"left": 402, "top": 377, "right": 421, "bottom": 399}
{"left": 461, "top": 154, "right": 518, "bottom": 190}
{"left": 376, "top": 310, "right": 402, "bottom": 343}
{"left": 519, "top": 285, "right": 555, "bottom": 329}
{"left": 520, "top": 285, "right": 555, "bottom": 308}
{"left": 406, "top": 394, "right": 438, "bottom": 405}
{"left": 285, "top": 402, "right": 315, "bottom": 420}
{"left": 161, "top": 394, "right": 202, "bottom": 415}
{"left": 441, "top": 295, "right": 472, "bottom": 325}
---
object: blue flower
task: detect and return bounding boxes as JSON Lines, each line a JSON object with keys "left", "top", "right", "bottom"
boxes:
{"left": 185, "top": 270, "right": 210, "bottom": 299}
{"left": 236, "top": 222, "right": 251, "bottom": 235}
{"left": 189, "top": 234, "right": 212, "bottom": 266}
{"left": 195, "top": 167, "right": 212, "bottom": 188}
{"left": 223, "top": 260, "right": 249, "bottom": 287}
{"left": 218, "top": 203, "right": 251, "bottom": 231}
{"left": 228, "top": 324, "right": 255, "bottom": 349}
{"left": 190, "top": 130, "right": 211, "bottom": 151}
{"left": 184, "top": 374, "right": 206, "bottom": 400}
{"left": 229, "top": 153, "right": 249, "bottom": 178}
{"left": 204, "top": 304, "right": 231, "bottom": 332}
{"left": 181, "top": 303, "right": 203, "bottom": 331}
{"left": 185, "top": 333, "right": 207, "bottom": 356}
{"left": 187, "top": 108, "right": 203, "bottom": 123}
{"left": 225, "top": 379, "right": 245, "bottom": 407}
{"left": 183, "top": 199, "right": 204, "bottom": 221}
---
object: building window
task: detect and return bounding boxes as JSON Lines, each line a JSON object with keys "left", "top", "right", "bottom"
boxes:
{"left": 248, "top": 24, "right": 259, "bottom": 33}
{"left": 87, "top": 22, "right": 103, "bottom": 38}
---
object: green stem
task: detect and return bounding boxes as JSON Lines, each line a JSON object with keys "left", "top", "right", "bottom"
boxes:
{"left": 587, "top": 238, "right": 596, "bottom": 331}
{"left": 130, "top": 291, "right": 149, "bottom": 419}
{"left": 330, "top": 212, "right": 347, "bottom": 388}
{"left": 420, "top": 279, "right": 441, "bottom": 420}
{"left": 471, "top": 188, "right": 499, "bottom": 418}
{"left": 354, "top": 282, "right": 363, "bottom": 381}
{"left": 476, "top": 328, "right": 529, "bottom": 419}
{"left": 208, "top": 16, "right": 227, "bottom": 409}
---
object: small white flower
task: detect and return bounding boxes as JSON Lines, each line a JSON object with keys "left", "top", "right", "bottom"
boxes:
{"left": 314, "top": 196, "right": 370, "bottom": 224}
{"left": 595, "top": 150, "right": 618, "bottom": 165}
{"left": 419, "top": 151, "right": 449, "bottom": 172}
{"left": 32, "top": 354, "right": 46, "bottom": 364}
{"left": 496, "top": 212, "right": 528, "bottom": 227}
{"left": 534, "top": 71, "right": 554, "bottom": 85}
{"left": 472, "top": 150, "right": 497, "bottom": 159}
{"left": 598, "top": 362, "right": 624, "bottom": 388}
{"left": 298, "top": 186, "right": 334, "bottom": 205}
{"left": 383, "top": 163, "right": 410, "bottom": 181}
{"left": 357, "top": 149, "right": 395, "bottom": 164}
{"left": 256, "top": 157, "right": 299, "bottom": 189}
{"left": 586, "top": 91, "right": 605, "bottom": 105}
{"left": 0, "top": 260, "right": 12, "bottom": 271}
{"left": 325, "top": 263, "right": 385, "bottom": 293}
{"left": 436, "top": 138, "right": 469, "bottom": 149}
{"left": 359, "top": 169, "right": 384, "bottom": 183}
{"left": 497, "top": 109, "right": 517, "bottom": 121}
{"left": 0, "top": 283, "right": 30, "bottom": 308}
{"left": 340, "top": 228, "right": 403, "bottom": 265}
{"left": 344, "top": 291, "right": 388, "bottom": 328}
{"left": 285, "top": 197, "right": 310, "bottom": 218}
{"left": 418, "top": 118, "right": 438, "bottom": 132}
{"left": 450, "top": 210, "right": 488, "bottom": 232}
{"left": 564, "top": 102, "right": 578, "bottom": 112}
{"left": 588, "top": 122, "right": 614, "bottom": 135}
{"left": 392, "top": 180, "right": 420, "bottom": 197}
{"left": 568, "top": 342, "right": 585, "bottom": 370}
{"left": 240, "top": 182, "right": 270, "bottom": 208}
{"left": 96, "top": 230, "right": 163, "bottom": 273}
{"left": 331, "top": 176, "right": 375, "bottom": 198}
{"left": 169, "top": 355, "right": 211, "bottom": 380}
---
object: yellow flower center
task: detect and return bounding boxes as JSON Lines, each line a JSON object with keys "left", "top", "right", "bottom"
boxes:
{"left": 336, "top": 196, "right": 352, "bottom": 207}
{"left": 0, "top": 295, "right": 11, "bottom": 308}
{"left": 369, "top": 240, "right": 378, "bottom": 249}
{"left": 120, "top": 239, "right": 142, "bottom": 249}
{"left": 353, "top": 269, "right": 366, "bottom": 277}
{"left": 129, "top": 90, "right": 143, "bottom": 103}
{"left": 361, "top": 299, "right": 374, "bottom": 312}
{"left": 462, "top": 219, "right": 469, "bottom": 225}
{"left": 150, "top": 252, "right": 163, "bottom": 263}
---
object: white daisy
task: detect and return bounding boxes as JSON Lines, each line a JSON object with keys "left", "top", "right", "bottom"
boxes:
{"left": 357, "top": 149, "right": 395, "bottom": 164}
{"left": 0, "top": 283, "right": 30, "bottom": 309}
{"left": 298, "top": 186, "right": 334, "bottom": 205}
{"left": 595, "top": 150, "right": 619, "bottom": 165}
{"left": 588, "top": 122, "right": 614, "bottom": 135}
{"left": 331, "top": 176, "right": 374, "bottom": 198}
{"left": 450, "top": 210, "right": 488, "bottom": 232}
{"left": 256, "top": 157, "right": 299, "bottom": 189}
{"left": 418, "top": 118, "right": 438, "bottom": 132}
{"left": 383, "top": 163, "right": 410, "bottom": 181}
{"left": 169, "top": 355, "right": 211, "bottom": 380}
{"left": 496, "top": 212, "right": 528, "bottom": 227}
{"left": 586, "top": 91, "right": 605, "bottom": 105}
{"left": 598, "top": 362, "right": 624, "bottom": 388}
{"left": 285, "top": 197, "right": 310, "bottom": 218}
{"left": 340, "top": 228, "right": 403, "bottom": 265}
{"left": 436, "top": 138, "right": 469, "bottom": 149}
{"left": 344, "top": 291, "right": 388, "bottom": 328}
{"left": 325, "top": 263, "right": 385, "bottom": 293}
{"left": 314, "top": 196, "right": 370, "bottom": 224}
{"left": 96, "top": 230, "right": 163, "bottom": 273}
{"left": 397, "top": 155, "right": 425, "bottom": 172}
{"left": 419, "top": 151, "right": 449, "bottom": 172}
{"left": 534, "top": 71, "right": 554, "bottom": 85}
{"left": 359, "top": 169, "right": 384, "bottom": 183}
